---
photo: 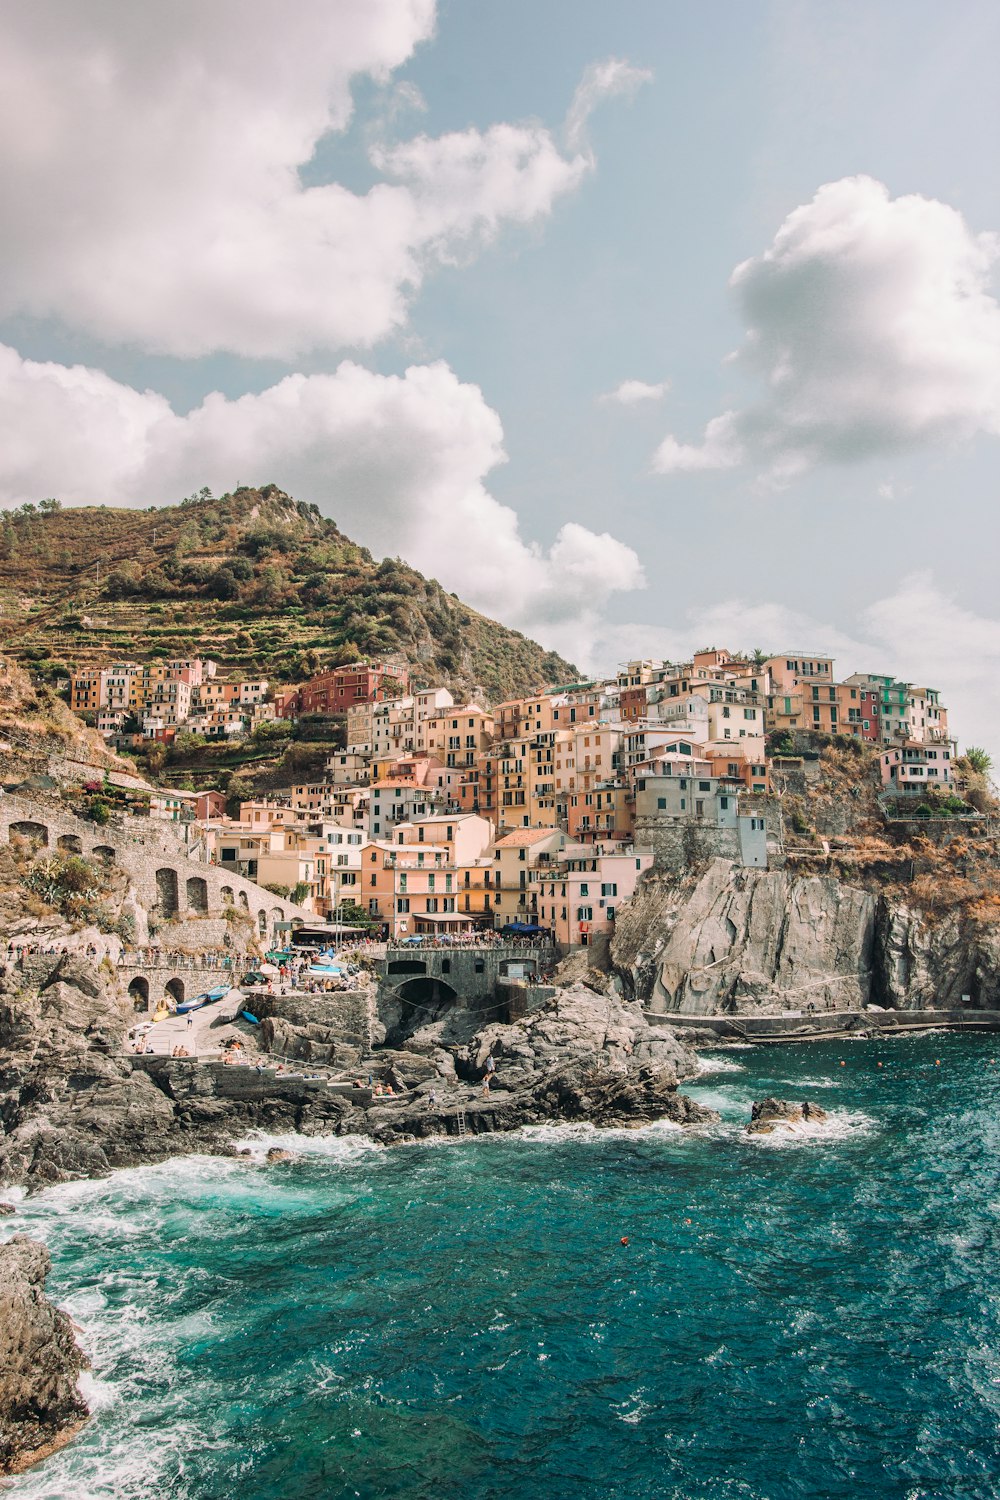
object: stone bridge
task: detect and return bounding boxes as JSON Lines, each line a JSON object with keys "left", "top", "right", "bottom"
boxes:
{"left": 0, "top": 791, "right": 315, "bottom": 946}
{"left": 378, "top": 944, "right": 555, "bottom": 1041}
{"left": 118, "top": 960, "right": 242, "bottom": 1014}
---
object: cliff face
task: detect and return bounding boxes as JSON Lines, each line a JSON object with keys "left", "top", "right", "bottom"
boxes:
{"left": 612, "top": 859, "right": 1000, "bottom": 1016}
{"left": 0, "top": 952, "right": 176, "bottom": 1187}
{"left": 0, "top": 1236, "right": 89, "bottom": 1474}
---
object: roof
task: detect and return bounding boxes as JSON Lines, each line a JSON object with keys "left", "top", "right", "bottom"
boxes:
{"left": 495, "top": 828, "right": 562, "bottom": 848}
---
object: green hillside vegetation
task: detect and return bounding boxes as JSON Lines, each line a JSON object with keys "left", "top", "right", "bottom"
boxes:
{"left": 0, "top": 485, "right": 574, "bottom": 701}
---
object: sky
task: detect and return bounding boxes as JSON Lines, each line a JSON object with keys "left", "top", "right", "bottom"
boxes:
{"left": 1, "top": 0, "right": 999, "bottom": 751}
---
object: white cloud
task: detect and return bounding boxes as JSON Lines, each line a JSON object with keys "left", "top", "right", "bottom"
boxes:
{"left": 600, "top": 379, "right": 670, "bottom": 405}
{"left": 564, "top": 58, "right": 652, "bottom": 153}
{"left": 0, "top": 6, "right": 639, "bottom": 359}
{"left": 0, "top": 344, "right": 644, "bottom": 658}
{"left": 654, "top": 176, "right": 1000, "bottom": 478}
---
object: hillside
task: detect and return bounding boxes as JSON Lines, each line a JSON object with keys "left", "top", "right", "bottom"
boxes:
{"left": 0, "top": 486, "right": 574, "bottom": 701}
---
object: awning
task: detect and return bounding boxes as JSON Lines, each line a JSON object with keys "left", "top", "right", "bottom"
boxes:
{"left": 414, "top": 913, "right": 478, "bottom": 926}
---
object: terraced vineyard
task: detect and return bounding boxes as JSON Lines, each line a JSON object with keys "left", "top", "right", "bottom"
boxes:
{"left": 0, "top": 486, "right": 574, "bottom": 701}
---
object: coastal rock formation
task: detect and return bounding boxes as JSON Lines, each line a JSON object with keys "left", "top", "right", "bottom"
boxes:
{"left": 614, "top": 860, "right": 876, "bottom": 1014}
{"left": 0, "top": 1236, "right": 89, "bottom": 1475}
{"left": 0, "top": 952, "right": 176, "bottom": 1187}
{"left": 746, "top": 1098, "right": 828, "bottom": 1135}
{"left": 360, "top": 983, "right": 717, "bottom": 1143}
{"left": 613, "top": 859, "right": 1000, "bottom": 1017}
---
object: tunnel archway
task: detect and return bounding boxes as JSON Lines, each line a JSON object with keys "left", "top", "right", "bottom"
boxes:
{"left": 156, "top": 867, "right": 179, "bottom": 917}
{"left": 9, "top": 820, "right": 48, "bottom": 850}
{"left": 384, "top": 975, "right": 460, "bottom": 1047}
{"left": 165, "top": 977, "right": 185, "bottom": 1007}
{"left": 186, "top": 876, "right": 208, "bottom": 913}
{"left": 128, "top": 976, "right": 149, "bottom": 1011}
{"left": 57, "top": 834, "right": 82, "bottom": 854}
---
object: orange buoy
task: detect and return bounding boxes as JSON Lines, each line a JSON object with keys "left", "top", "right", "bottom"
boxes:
{"left": 877, "top": 1062, "right": 883, "bottom": 1068}
{"left": 839, "top": 1061, "right": 846, "bottom": 1067}
{"left": 620, "top": 1236, "right": 629, "bottom": 1246}
{"left": 683, "top": 1218, "right": 692, "bottom": 1225}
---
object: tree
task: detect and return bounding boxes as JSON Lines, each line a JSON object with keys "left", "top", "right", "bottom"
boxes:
{"left": 38, "top": 498, "right": 61, "bottom": 514}
{"left": 964, "top": 747, "right": 993, "bottom": 777}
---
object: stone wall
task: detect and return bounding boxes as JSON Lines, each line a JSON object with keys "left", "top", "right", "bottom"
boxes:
{"left": 0, "top": 792, "right": 314, "bottom": 945}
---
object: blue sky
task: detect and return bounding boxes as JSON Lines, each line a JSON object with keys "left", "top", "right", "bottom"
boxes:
{"left": 1, "top": 1, "right": 999, "bottom": 749}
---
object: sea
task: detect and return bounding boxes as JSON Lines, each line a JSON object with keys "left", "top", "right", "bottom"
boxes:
{"left": 4, "top": 1033, "right": 1000, "bottom": 1500}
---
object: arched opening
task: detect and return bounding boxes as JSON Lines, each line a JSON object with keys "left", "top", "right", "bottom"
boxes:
{"left": 128, "top": 976, "right": 149, "bottom": 1011}
{"left": 238, "top": 890, "right": 249, "bottom": 910}
{"left": 270, "top": 906, "right": 284, "bottom": 929}
{"left": 57, "top": 834, "right": 83, "bottom": 854}
{"left": 387, "top": 976, "right": 460, "bottom": 1045}
{"left": 165, "top": 977, "right": 185, "bottom": 1007}
{"left": 257, "top": 909, "right": 267, "bottom": 936}
{"left": 156, "top": 867, "right": 179, "bottom": 917}
{"left": 93, "top": 845, "right": 115, "bottom": 862}
{"left": 221, "top": 885, "right": 235, "bottom": 905}
{"left": 186, "top": 876, "right": 208, "bottom": 913}
{"left": 9, "top": 820, "right": 48, "bottom": 850}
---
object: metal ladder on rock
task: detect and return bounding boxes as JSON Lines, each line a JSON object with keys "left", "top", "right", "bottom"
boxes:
{"left": 454, "top": 1108, "right": 467, "bottom": 1138}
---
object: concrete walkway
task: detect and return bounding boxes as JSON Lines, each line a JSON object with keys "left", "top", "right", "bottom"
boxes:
{"left": 133, "top": 989, "right": 248, "bottom": 1057}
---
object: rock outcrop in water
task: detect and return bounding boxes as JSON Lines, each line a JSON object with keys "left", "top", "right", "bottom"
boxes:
{"left": 745, "top": 1098, "right": 828, "bottom": 1135}
{"left": 0, "top": 1236, "right": 89, "bottom": 1474}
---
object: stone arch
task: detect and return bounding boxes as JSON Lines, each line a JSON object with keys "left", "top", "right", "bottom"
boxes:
{"left": 156, "top": 867, "right": 179, "bottom": 917}
{"left": 93, "top": 845, "right": 115, "bottom": 862}
{"left": 165, "top": 977, "right": 185, "bottom": 1007}
{"left": 238, "top": 890, "right": 249, "bottom": 910}
{"left": 221, "top": 885, "right": 235, "bottom": 905}
{"left": 257, "top": 909, "right": 268, "bottom": 937}
{"left": 387, "top": 975, "right": 459, "bottom": 1045}
{"left": 128, "top": 976, "right": 149, "bottom": 1011}
{"left": 186, "top": 875, "right": 208, "bottom": 913}
{"left": 9, "top": 820, "right": 48, "bottom": 850}
{"left": 270, "top": 906, "right": 284, "bottom": 929}
{"left": 57, "top": 833, "right": 83, "bottom": 854}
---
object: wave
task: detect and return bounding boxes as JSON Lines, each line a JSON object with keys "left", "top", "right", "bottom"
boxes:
{"left": 513, "top": 1117, "right": 684, "bottom": 1144}
{"left": 228, "top": 1129, "right": 386, "bottom": 1164}
{"left": 742, "top": 1108, "right": 875, "bottom": 1147}
{"left": 695, "top": 1054, "right": 746, "bottom": 1075}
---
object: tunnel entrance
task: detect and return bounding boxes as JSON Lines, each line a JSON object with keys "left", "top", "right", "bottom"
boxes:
{"left": 128, "top": 976, "right": 149, "bottom": 1011}
{"left": 384, "top": 975, "right": 460, "bottom": 1046}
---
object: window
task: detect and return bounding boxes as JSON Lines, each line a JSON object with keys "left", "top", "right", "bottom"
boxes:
{"left": 699, "top": 781, "right": 711, "bottom": 791}
{"left": 657, "top": 797, "right": 667, "bottom": 809}
{"left": 577, "top": 906, "right": 593, "bottom": 921}
{"left": 580, "top": 883, "right": 589, "bottom": 896}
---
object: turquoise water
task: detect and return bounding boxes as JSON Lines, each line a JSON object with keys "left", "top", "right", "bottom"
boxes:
{"left": 6, "top": 1035, "right": 1000, "bottom": 1499}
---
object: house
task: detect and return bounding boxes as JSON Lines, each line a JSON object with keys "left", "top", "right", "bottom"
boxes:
{"left": 534, "top": 844, "right": 654, "bottom": 949}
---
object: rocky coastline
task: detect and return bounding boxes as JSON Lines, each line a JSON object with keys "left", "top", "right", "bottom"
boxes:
{"left": 0, "top": 1235, "right": 90, "bottom": 1475}
{"left": 0, "top": 947, "right": 718, "bottom": 1192}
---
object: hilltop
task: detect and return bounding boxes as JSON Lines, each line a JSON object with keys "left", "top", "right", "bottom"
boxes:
{"left": 0, "top": 486, "right": 574, "bottom": 701}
